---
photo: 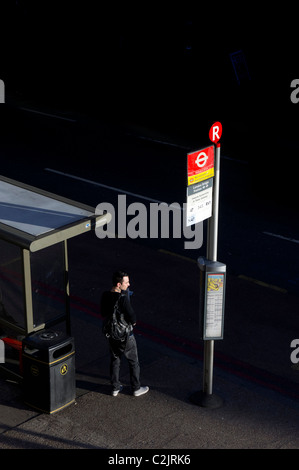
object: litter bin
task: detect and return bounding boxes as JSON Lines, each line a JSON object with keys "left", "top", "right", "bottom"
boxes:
{"left": 22, "top": 329, "right": 75, "bottom": 413}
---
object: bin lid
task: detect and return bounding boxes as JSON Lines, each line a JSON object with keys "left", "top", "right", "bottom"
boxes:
{"left": 0, "top": 176, "right": 110, "bottom": 251}
{"left": 23, "top": 329, "right": 73, "bottom": 350}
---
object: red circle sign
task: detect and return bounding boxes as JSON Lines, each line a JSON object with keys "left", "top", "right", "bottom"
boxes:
{"left": 209, "top": 122, "right": 222, "bottom": 144}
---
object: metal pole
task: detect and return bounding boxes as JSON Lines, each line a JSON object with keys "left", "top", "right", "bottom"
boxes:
{"left": 203, "top": 143, "right": 221, "bottom": 396}
{"left": 64, "top": 240, "right": 71, "bottom": 335}
{"left": 207, "top": 143, "right": 221, "bottom": 262}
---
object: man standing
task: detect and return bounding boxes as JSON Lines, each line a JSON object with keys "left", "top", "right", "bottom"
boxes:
{"left": 100, "top": 270, "right": 149, "bottom": 397}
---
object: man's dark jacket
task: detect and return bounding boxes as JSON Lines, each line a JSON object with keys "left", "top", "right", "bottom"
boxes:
{"left": 100, "top": 290, "right": 136, "bottom": 325}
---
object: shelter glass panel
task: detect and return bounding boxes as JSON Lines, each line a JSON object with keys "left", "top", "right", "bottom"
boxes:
{"left": 30, "top": 242, "right": 66, "bottom": 328}
{"left": 0, "top": 240, "right": 25, "bottom": 333}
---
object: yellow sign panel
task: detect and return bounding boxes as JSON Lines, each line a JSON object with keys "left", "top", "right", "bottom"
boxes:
{"left": 188, "top": 167, "right": 214, "bottom": 186}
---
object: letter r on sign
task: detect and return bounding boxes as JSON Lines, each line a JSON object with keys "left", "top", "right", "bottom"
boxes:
{"left": 213, "top": 126, "right": 219, "bottom": 141}
{"left": 209, "top": 121, "right": 222, "bottom": 144}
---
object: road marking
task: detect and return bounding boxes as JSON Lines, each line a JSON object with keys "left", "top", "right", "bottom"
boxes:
{"left": 159, "top": 251, "right": 288, "bottom": 292}
{"left": 126, "top": 132, "right": 249, "bottom": 163}
{"left": 263, "top": 231, "right": 299, "bottom": 244}
{"left": 158, "top": 249, "right": 196, "bottom": 263}
{"left": 19, "top": 107, "right": 77, "bottom": 122}
{"left": 221, "top": 155, "right": 249, "bottom": 164}
{"left": 238, "top": 275, "right": 287, "bottom": 293}
{"left": 17, "top": 106, "right": 248, "bottom": 163}
{"left": 0, "top": 256, "right": 21, "bottom": 267}
{"left": 44, "top": 168, "right": 163, "bottom": 204}
{"left": 160, "top": 251, "right": 289, "bottom": 293}
{"left": 125, "top": 132, "right": 191, "bottom": 150}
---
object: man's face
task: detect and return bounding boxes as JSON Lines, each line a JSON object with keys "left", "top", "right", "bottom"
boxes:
{"left": 119, "top": 276, "right": 130, "bottom": 291}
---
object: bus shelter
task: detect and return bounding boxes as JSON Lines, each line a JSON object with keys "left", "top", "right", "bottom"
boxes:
{"left": 0, "top": 175, "right": 110, "bottom": 381}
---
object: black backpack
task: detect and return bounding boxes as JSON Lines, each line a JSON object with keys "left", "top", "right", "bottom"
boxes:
{"left": 102, "top": 294, "right": 131, "bottom": 342}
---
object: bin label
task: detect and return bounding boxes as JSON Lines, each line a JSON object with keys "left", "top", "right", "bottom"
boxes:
{"left": 60, "top": 363, "right": 68, "bottom": 375}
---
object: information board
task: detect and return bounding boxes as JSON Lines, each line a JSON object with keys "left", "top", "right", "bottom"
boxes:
{"left": 204, "top": 272, "right": 225, "bottom": 339}
{"left": 198, "top": 257, "right": 226, "bottom": 341}
{"left": 186, "top": 178, "right": 213, "bottom": 226}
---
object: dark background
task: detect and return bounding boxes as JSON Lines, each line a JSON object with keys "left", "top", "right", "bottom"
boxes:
{"left": 1, "top": 2, "right": 297, "bottom": 126}
{"left": 1, "top": 2, "right": 299, "bottom": 204}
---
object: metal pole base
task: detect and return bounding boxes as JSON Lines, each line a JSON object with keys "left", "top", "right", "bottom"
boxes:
{"left": 190, "top": 390, "right": 224, "bottom": 409}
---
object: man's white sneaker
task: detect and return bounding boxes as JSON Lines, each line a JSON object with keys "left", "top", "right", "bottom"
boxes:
{"left": 112, "top": 385, "right": 123, "bottom": 396}
{"left": 133, "top": 386, "right": 149, "bottom": 397}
